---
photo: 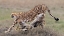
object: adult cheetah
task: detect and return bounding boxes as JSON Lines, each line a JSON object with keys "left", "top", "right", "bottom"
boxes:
{"left": 5, "top": 4, "right": 59, "bottom": 33}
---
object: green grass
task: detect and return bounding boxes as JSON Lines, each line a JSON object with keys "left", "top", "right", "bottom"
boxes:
{"left": 45, "top": 12, "right": 64, "bottom": 34}
{"left": 0, "top": 8, "right": 11, "bottom": 20}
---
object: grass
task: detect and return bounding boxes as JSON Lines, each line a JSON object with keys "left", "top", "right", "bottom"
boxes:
{"left": 0, "top": 8, "right": 12, "bottom": 20}
{"left": 45, "top": 12, "right": 64, "bottom": 34}
{"left": 0, "top": 8, "right": 64, "bottom": 34}
{"left": 0, "top": 0, "right": 64, "bottom": 36}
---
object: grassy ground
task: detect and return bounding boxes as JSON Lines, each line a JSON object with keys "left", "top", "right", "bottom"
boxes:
{"left": 0, "top": 8, "right": 64, "bottom": 36}
{"left": 0, "top": 0, "right": 64, "bottom": 36}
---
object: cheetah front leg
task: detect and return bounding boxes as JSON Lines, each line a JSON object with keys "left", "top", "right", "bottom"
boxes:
{"left": 5, "top": 21, "right": 17, "bottom": 33}
{"left": 40, "top": 19, "right": 45, "bottom": 29}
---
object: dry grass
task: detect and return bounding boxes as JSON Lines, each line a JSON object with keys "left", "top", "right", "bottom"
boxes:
{"left": 0, "top": 0, "right": 64, "bottom": 9}
{"left": 0, "top": 25, "right": 59, "bottom": 36}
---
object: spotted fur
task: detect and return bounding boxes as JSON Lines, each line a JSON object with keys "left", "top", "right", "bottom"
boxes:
{"left": 5, "top": 4, "right": 59, "bottom": 33}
